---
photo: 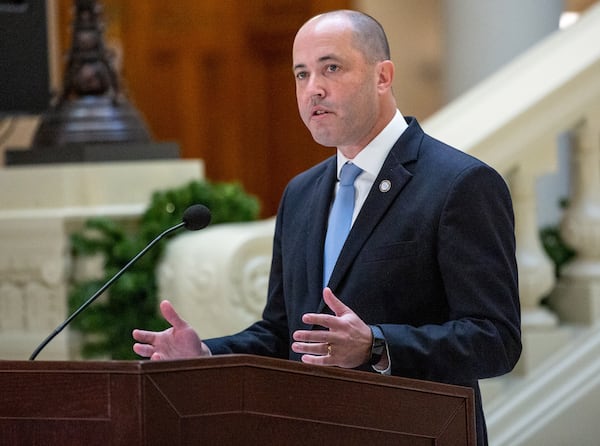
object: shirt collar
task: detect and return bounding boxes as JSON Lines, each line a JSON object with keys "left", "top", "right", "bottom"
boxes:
{"left": 335, "top": 109, "right": 408, "bottom": 178}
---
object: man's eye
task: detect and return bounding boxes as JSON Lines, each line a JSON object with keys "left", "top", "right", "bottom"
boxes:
{"left": 296, "top": 72, "right": 307, "bottom": 80}
{"left": 327, "top": 64, "right": 339, "bottom": 72}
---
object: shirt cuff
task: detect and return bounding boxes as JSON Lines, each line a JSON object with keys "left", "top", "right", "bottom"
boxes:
{"left": 371, "top": 342, "right": 391, "bottom": 375}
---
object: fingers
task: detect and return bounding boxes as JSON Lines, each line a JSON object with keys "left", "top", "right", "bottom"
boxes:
{"left": 132, "top": 328, "right": 155, "bottom": 344}
{"left": 159, "top": 300, "right": 188, "bottom": 330}
{"left": 293, "top": 328, "right": 330, "bottom": 343}
{"left": 133, "top": 341, "right": 154, "bottom": 358}
{"left": 299, "top": 352, "right": 331, "bottom": 366}
{"left": 294, "top": 288, "right": 372, "bottom": 369}
{"left": 132, "top": 301, "right": 197, "bottom": 360}
{"left": 291, "top": 340, "right": 332, "bottom": 366}
{"left": 322, "top": 287, "right": 350, "bottom": 316}
{"left": 132, "top": 328, "right": 153, "bottom": 359}
{"left": 292, "top": 327, "right": 331, "bottom": 364}
{"left": 302, "top": 312, "right": 334, "bottom": 328}
{"left": 291, "top": 341, "right": 330, "bottom": 356}
{"left": 132, "top": 300, "right": 183, "bottom": 346}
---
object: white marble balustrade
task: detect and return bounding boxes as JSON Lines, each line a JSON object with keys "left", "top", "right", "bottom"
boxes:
{"left": 0, "top": 159, "right": 204, "bottom": 360}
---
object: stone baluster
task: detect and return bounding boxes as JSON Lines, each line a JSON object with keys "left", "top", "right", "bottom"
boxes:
{"left": 509, "top": 165, "right": 557, "bottom": 327}
{"left": 506, "top": 143, "right": 574, "bottom": 374}
{"left": 550, "top": 109, "right": 600, "bottom": 324}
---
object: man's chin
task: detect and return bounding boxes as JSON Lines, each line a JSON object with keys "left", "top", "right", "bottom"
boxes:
{"left": 309, "top": 131, "right": 338, "bottom": 148}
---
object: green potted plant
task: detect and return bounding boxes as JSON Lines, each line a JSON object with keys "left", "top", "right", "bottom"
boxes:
{"left": 68, "top": 179, "right": 260, "bottom": 359}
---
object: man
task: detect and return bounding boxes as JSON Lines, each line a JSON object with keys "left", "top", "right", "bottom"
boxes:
{"left": 133, "top": 10, "right": 521, "bottom": 445}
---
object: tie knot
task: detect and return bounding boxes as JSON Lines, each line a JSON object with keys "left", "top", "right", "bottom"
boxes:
{"left": 339, "top": 163, "right": 362, "bottom": 186}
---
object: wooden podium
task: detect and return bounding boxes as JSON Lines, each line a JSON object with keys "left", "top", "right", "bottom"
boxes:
{"left": 0, "top": 355, "right": 475, "bottom": 445}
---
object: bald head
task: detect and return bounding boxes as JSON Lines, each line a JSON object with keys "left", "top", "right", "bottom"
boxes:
{"left": 292, "top": 9, "right": 396, "bottom": 155}
{"left": 301, "top": 10, "right": 390, "bottom": 64}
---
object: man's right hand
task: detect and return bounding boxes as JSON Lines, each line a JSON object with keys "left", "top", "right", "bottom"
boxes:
{"left": 132, "top": 300, "right": 211, "bottom": 360}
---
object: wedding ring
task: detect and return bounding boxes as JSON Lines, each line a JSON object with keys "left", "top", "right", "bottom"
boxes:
{"left": 327, "top": 343, "right": 332, "bottom": 356}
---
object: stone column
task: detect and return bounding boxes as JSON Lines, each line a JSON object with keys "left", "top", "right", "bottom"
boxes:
{"left": 550, "top": 110, "right": 600, "bottom": 324}
{"left": 508, "top": 154, "right": 571, "bottom": 375}
{"left": 511, "top": 166, "right": 557, "bottom": 327}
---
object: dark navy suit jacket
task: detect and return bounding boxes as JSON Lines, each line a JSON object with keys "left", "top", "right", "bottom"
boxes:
{"left": 205, "top": 117, "right": 522, "bottom": 445}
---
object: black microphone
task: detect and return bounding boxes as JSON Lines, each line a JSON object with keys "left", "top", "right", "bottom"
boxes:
{"left": 29, "top": 204, "right": 211, "bottom": 360}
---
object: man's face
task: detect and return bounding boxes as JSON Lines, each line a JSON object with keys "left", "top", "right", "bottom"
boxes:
{"left": 292, "top": 17, "right": 381, "bottom": 155}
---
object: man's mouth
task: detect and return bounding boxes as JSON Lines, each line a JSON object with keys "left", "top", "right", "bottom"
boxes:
{"left": 312, "top": 109, "right": 330, "bottom": 117}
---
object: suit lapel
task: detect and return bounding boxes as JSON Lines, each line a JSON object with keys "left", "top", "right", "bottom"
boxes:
{"left": 319, "top": 118, "right": 423, "bottom": 311}
{"left": 323, "top": 161, "right": 413, "bottom": 296}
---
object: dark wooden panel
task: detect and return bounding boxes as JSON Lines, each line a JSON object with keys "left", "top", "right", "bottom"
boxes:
{"left": 182, "top": 414, "right": 436, "bottom": 445}
{"left": 0, "top": 355, "right": 476, "bottom": 445}
{"left": 0, "top": 0, "right": 50, "bottom": 114}
{"left": 0, "top": 371, "right": 110, "bottom": 418}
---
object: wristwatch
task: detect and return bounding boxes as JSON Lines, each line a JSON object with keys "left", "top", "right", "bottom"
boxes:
{"left": 369, "top": 325, "right": 386, "bottom": 365}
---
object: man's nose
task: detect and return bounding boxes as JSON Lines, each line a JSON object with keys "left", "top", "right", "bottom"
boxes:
{"left": 305, "top": 75, "right": 325, "bottom": 98}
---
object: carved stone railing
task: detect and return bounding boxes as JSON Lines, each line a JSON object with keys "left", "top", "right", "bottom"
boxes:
{"left": 157, "top": 218, "right": 276, "bottom": 339}
{"left": 0, "top": 160, "right": 203, "bottom": 360}
{"left": 549, "top": 107, "right": 600, "bottom": 325}
{"left": 424, "top": 2, "right": 600, "bottom": 376}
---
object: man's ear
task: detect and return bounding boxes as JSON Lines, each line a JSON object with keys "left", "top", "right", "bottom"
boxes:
{"left": 376, "top": 60, "right": 395, "bottom": 92}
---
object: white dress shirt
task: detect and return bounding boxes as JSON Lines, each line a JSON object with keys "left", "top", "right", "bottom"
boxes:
{"left": 333, "top": 109, "right": 408, "bottom": 224}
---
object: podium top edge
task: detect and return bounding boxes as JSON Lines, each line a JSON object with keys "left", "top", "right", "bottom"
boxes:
{"left": 0, "top": 354, "right": 473, "bottom": 398}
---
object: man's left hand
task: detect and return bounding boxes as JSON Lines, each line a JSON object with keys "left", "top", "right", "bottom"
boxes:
{"left": 292, "top": 287, "right": 372, "bottom": 368}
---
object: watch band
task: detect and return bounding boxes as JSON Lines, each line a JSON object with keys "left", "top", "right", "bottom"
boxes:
{"left": 369, "top": 324, "right": 386, "bottom": 365}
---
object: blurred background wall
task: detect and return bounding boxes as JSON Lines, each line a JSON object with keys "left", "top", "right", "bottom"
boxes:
{"left": 1, "top": 0, "right": 597, "bottom": 216}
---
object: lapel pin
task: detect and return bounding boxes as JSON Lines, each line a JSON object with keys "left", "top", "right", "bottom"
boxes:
{"left": 379, "top": 180, "right": 391, "bottom": 193}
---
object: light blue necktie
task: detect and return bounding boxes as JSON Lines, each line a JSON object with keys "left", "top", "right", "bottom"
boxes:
{"left": 323, "top": 162, "right": 363, "bottom": 286}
